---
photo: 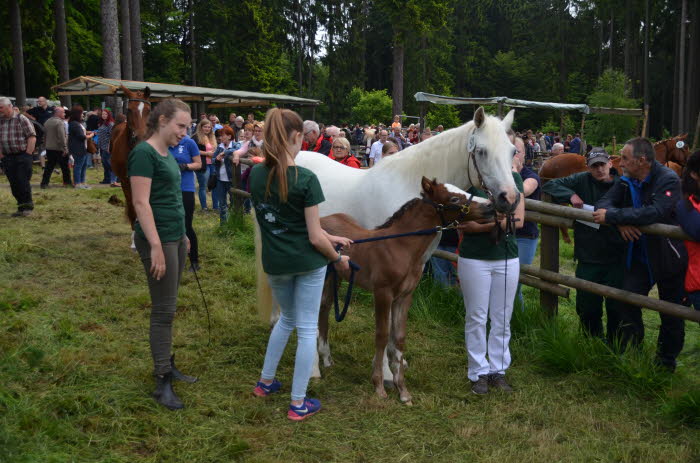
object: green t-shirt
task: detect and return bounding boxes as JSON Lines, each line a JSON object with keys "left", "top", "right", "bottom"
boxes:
{"left": 458, "top": 172, "right": 524, "bottom": 260}
{"left": 249, "top": 164, "right": 328, "bottom": 275}
{"left": 128, "top": 141, "right": 185, "bottom": 243}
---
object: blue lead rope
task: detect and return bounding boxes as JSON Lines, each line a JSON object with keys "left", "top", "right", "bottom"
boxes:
{"left": 327, "top": 225, "right": 447, "bottom": 322}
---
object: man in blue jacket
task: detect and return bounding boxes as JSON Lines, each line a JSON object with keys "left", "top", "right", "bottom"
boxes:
{"left": 593, "top": 138, "right": 688, "bottom": 372}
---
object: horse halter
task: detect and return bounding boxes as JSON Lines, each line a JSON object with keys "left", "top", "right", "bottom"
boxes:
{"left": 467, "top": 131, "right": 494, "bottom": 202}
{"left": 125, "top": 97, "right": 151, "bottom": 147}
{"left": 421, "top": 193, "right": 475, "bottom": 229}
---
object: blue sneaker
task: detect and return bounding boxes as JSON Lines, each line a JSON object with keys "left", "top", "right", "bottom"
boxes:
{"left": 253, "top": 379, "right": 281, "bottom": 397}
{"left": 287, "top": 398, "right": 321, "bottom": 421}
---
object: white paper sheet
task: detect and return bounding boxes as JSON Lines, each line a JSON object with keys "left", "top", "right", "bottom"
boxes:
{"left": 576, "top": 204, "right": 600, "bottom": 229}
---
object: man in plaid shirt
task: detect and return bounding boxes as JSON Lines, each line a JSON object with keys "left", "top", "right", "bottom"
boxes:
{"left": 0, "top": 97, "right": 37, "bottom": 216}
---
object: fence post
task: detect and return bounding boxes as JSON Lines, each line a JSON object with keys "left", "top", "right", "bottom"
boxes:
{"left": 539, "top": 193, "right": 559, "bottom": 316}
{"left": 232, "top": 162, "right": 243, "bottom": 214}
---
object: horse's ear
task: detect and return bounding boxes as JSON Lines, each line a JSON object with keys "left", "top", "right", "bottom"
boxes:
{"left": 474, "top": 107, "right": 485, "bottom": 128}
{"left": 502, "top": 109, "right": 515, "bottom": 131}
{"left": 143, "top": 87, "right": 151, "bottom": 99}
{"left": 421, "top": 176, "right": 433, "bottom": 194}
{"left": 680, "top": 133, "right": 688, "bottom": 140}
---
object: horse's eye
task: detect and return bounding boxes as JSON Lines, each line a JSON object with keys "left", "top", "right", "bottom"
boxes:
{"left": 450, "top": 196, "right": 461, "bottom": 204}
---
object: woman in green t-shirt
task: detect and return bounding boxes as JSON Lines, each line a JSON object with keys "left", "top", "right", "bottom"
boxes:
{"left": 128, "top": 98, "right": 193, "bottom": 411}
{"left": 457, "top": 167, "right": 525, "bottom": 395}
{"left": 249, "top": 108, "right": 351, "bottom": 421}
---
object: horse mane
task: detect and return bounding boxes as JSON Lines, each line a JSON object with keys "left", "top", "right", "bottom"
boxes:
{"left": 375, "top": 198, "right": 422, "bottom": 230}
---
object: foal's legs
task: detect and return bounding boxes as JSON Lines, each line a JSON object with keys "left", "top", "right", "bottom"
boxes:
{"left": 388, "top": 293, "right": 413, "bottom": 405}
{"left": 318, "top": 279, "right": 334, "bottom": 368}
{"left": 372, "top": 289, "right": 393, "bottom": 399}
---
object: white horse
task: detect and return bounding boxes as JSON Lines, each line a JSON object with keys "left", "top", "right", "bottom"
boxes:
{"left": 255, "top": 107, "right": 518, "bottom": 381}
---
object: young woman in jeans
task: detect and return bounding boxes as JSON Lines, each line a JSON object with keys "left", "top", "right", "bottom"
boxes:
{"left": 68, "top": 105, "right": 94, "bottom": 189}
{"left": 129, "top": 98, "right": 193, "bottom": 410}
{"left": 191, "top": 119, "right": 216, "bottom": 211}
{"left": 249, "top": 108, "right": 351, "bottom": 421}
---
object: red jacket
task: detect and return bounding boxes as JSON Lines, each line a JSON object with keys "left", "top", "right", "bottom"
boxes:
{"left": 303, "top": 134, "right": 333, "bottom": 157}
{"left": 681, "top": 196, "right": 700, "bottom": 292}
{"left": 333, "top": 154, "right": 361, "bottom": 169}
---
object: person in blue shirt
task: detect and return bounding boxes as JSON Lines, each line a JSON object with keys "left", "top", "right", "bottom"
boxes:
{"left": 169, "top": 135, "right": 202, "bottom": 270}
{"left": 569, "top": 133, "right": 582, "bottom": 154}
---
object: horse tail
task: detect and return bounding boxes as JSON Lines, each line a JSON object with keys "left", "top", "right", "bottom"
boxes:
{"left": 253, "top": 213, "right": 276, "bottom": 323}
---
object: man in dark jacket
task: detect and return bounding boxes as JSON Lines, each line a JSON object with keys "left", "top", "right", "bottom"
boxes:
{"left": 543, "top": 148, "right": 625, "bottom": 340}
{"left": 593, "top": 138, "right": 688, "bottom": 371}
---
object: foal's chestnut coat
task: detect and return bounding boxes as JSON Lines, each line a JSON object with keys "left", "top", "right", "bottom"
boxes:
{"left": 319, "top": 177, "right": 494, "bottom": 404}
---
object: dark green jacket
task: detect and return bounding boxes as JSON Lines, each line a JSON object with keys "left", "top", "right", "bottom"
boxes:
{"left": 542, "top": 170, "right": 625, "bottom": 264}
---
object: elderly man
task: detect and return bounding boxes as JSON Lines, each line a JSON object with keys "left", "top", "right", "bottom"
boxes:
{"left": 0, "top": 97, "right": 37, "bottom": 216}
{"left": 232, "top": 115, "right": 244, "bottom": 140}
{"left": 302, "top": 120, "right": 333, "bottom": 156}
{"left": 551, "top": 142, "right": 564, "bottom": 156}
{"left": 543, "top": 148, "right": 625, "bottom": 340}
{"left": 391, "top": 125, "right": 410, "bottom": 150}
{"left": 593, "top": 138, "right": 687, "bottom": 372}
{"left": 41, "top": 106, "right": 71, "bottom": 188}
{"left": 368, "top": 129, "right": 388, "bottom": 167}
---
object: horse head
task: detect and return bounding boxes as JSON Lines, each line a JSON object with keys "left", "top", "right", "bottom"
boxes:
{"left": 420, "top": 176, "right": 495, "bottom": 224}
{"left": 120, "top": 85, "right": 151, "bottom": 143}
{"left": 669, "top": 133, "right": 690, "bottom": 165}
{"left": 467, "top": 106, "right": 519, "bottom": 213}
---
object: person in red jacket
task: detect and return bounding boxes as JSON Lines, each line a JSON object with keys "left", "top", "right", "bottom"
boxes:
{"left": 330, "top": 137, "right": 361, "bottom": 168}
{"left": 302, "top": 120, "right": 333, "bottom": 156}
{"left": 676, "top": 150, "right": 700, "bottom": 312}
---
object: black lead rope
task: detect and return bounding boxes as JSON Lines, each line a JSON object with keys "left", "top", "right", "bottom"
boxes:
{"left": 190, "top": 264, "right": 212, "bottom": 346}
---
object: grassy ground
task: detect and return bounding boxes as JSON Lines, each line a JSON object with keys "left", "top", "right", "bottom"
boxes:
{"left": 1, "top": 166, "right": 700, "bottom": 462}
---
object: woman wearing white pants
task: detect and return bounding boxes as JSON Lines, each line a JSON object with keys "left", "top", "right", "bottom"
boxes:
{"left": 458, "top": 170, "right": 524, "bottom": 394}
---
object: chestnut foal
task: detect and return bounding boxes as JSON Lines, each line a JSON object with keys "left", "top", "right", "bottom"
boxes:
{"left": 319, "top": 177, "right": 494, "bottom": 404}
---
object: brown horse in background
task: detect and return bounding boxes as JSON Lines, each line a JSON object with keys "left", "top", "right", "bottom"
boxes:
{"left": 110, "top": 86, "right": 151, "bottom": 227}
{"left": 318, "top": 177, "right": 495, "bottom": 404}
{"left": 654, "top": 133, "right": 689, "bottom": 166}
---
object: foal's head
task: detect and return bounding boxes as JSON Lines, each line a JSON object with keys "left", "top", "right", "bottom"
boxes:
{"left": 420, "top": 176, "right": 494, "bottom": 224}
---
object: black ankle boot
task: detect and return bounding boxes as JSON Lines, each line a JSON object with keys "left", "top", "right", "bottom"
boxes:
{"left": 170, "top": 354, "right": 198, "bottom": 383}
{"left": 152, "top": 372, "right": 184, "bottom": 410}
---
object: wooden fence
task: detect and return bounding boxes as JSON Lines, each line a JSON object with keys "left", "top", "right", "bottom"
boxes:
{"left": 230, "top": 159, "right": 700, "bottom": 323}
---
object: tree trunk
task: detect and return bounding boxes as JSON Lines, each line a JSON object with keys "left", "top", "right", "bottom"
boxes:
{"left": 130, "top": 0, "right": 144, "bottom": 81}
{"left": 10, "top": 0, "right": 26, "bottom": 106}
{"left": 678, "top": 0, "right": 688, "bottom": 132}
{"left": 54, "top": 0, "right": 71, "bottom": 107}
{"left": 120, "top": 0, "right": 132, "bottom": 80}
{"left": 189, "top": 0, "right": 196, "bottom": 86}
{"left": 643, "top": 0, "right": 649, "bottom": 135}
{"left": 685, "top": 0, "right": 698, "bottom": 137}
{"left": 672, "top": 19, "right": 680, "bottom": 134}
{"left": 624, "top": 0, "right": 632, "bottom": 77}
{"left": 102, "top": 0, "right": 121, "bottom": 113}
{"left": 598, "top": 17, "right": 604, "bottom": 77}
{"left": 608, "top": 9, "right": 614, "bottom": 70}
{"left": 392, "top": 35, "right": 404, "bottom": 120}
{"left": 558, "top": 1, "right": 567, "bottom": 102}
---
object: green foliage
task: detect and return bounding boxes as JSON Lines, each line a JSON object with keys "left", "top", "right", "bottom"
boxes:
{"left": 425, "top": 104, "right": 461, "bottom": 129}
{"left": 539, "top": 114, "right": 576, "bottom": 137}
{"left": 350, "top": 88, "right": 393, "bottom": 126}
{"left": 586, "top": 69, "right": 641, "bottom": 146}
{"left": 663, "top": 391, "right": 700, "bottom": 427}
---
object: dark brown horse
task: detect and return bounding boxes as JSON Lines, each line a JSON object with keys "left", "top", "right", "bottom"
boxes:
{"left": 110, "top": 85, "right": 151, "bottom": 226}
{"left": 318, "top": 177, "right": 494, "bottom": 404}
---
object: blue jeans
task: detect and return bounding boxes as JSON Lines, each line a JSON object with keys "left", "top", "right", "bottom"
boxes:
{"left": 215, "top": 179, "right": 231, "bottom": 223}
{"left": 515, "top": 237, "right": 539, "bottom": 306}
{"left": 430, "top": 244, "right": 458, "bottom": 287}
{"left": 101, "top": 151, "right": 117, "bottom": 183}
{"left": 261, "top": 266, "right": 327, "bottom": 401}
{"left": 208, "top": 165, "right": 219, "bottom": 209}
{"left": 73, "top": 153, "right": 88, "bottom": 184}
{"left": 195, "top": 169, "right": 209, "bottom": 209}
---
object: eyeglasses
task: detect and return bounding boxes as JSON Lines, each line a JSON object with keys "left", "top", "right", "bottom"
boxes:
{"left": 332, "top": 146, "right": 347, "bottom": 150}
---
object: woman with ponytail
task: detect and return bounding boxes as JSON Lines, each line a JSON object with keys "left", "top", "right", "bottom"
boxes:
{"left": 128, "top": 98, "right": 196, "bottom": 411}
{"left": 249, "top": 108, "right": 352, "bottom": 421}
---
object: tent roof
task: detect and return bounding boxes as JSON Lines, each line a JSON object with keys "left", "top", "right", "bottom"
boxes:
{"left": 52, "top": 76, "right": 320, "bottom": 107}
{"left": 414, "top": 92, "right": 643, "bottom": 116}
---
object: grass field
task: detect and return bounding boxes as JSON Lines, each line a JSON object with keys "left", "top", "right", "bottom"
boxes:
{"left": 1, "top": 166, "right": 700, "bottom": 462}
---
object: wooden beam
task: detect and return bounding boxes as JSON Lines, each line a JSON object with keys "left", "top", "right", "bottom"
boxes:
{"left": 522, "top": 264, "right": 700, "bottom": 322}
{"left": 57, "top": 89, "right": 117, "bottom": 96}
{"left": 539, "top": 193, "right": 559, "bottom": 316}
{"left": 525, "top": 198, "right": 693, "bottom": 241}
{"left": 207, "top": 101, "right": 271, "bottom": 108}
{"left": 589, "top": 106, "right": 644, "bottom": 116}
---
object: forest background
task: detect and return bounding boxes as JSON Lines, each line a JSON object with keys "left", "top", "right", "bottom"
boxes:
{"left": 1, "top": 0, "right": 699, "bottom": 146}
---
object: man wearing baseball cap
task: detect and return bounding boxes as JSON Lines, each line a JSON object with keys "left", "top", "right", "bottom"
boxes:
{"left": 543, "top": 147, "right": 625, "bottom": 341}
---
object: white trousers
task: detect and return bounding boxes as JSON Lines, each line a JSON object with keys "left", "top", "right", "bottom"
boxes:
{"left": 458, "top": 257, "right": 519, "bottom": 381}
